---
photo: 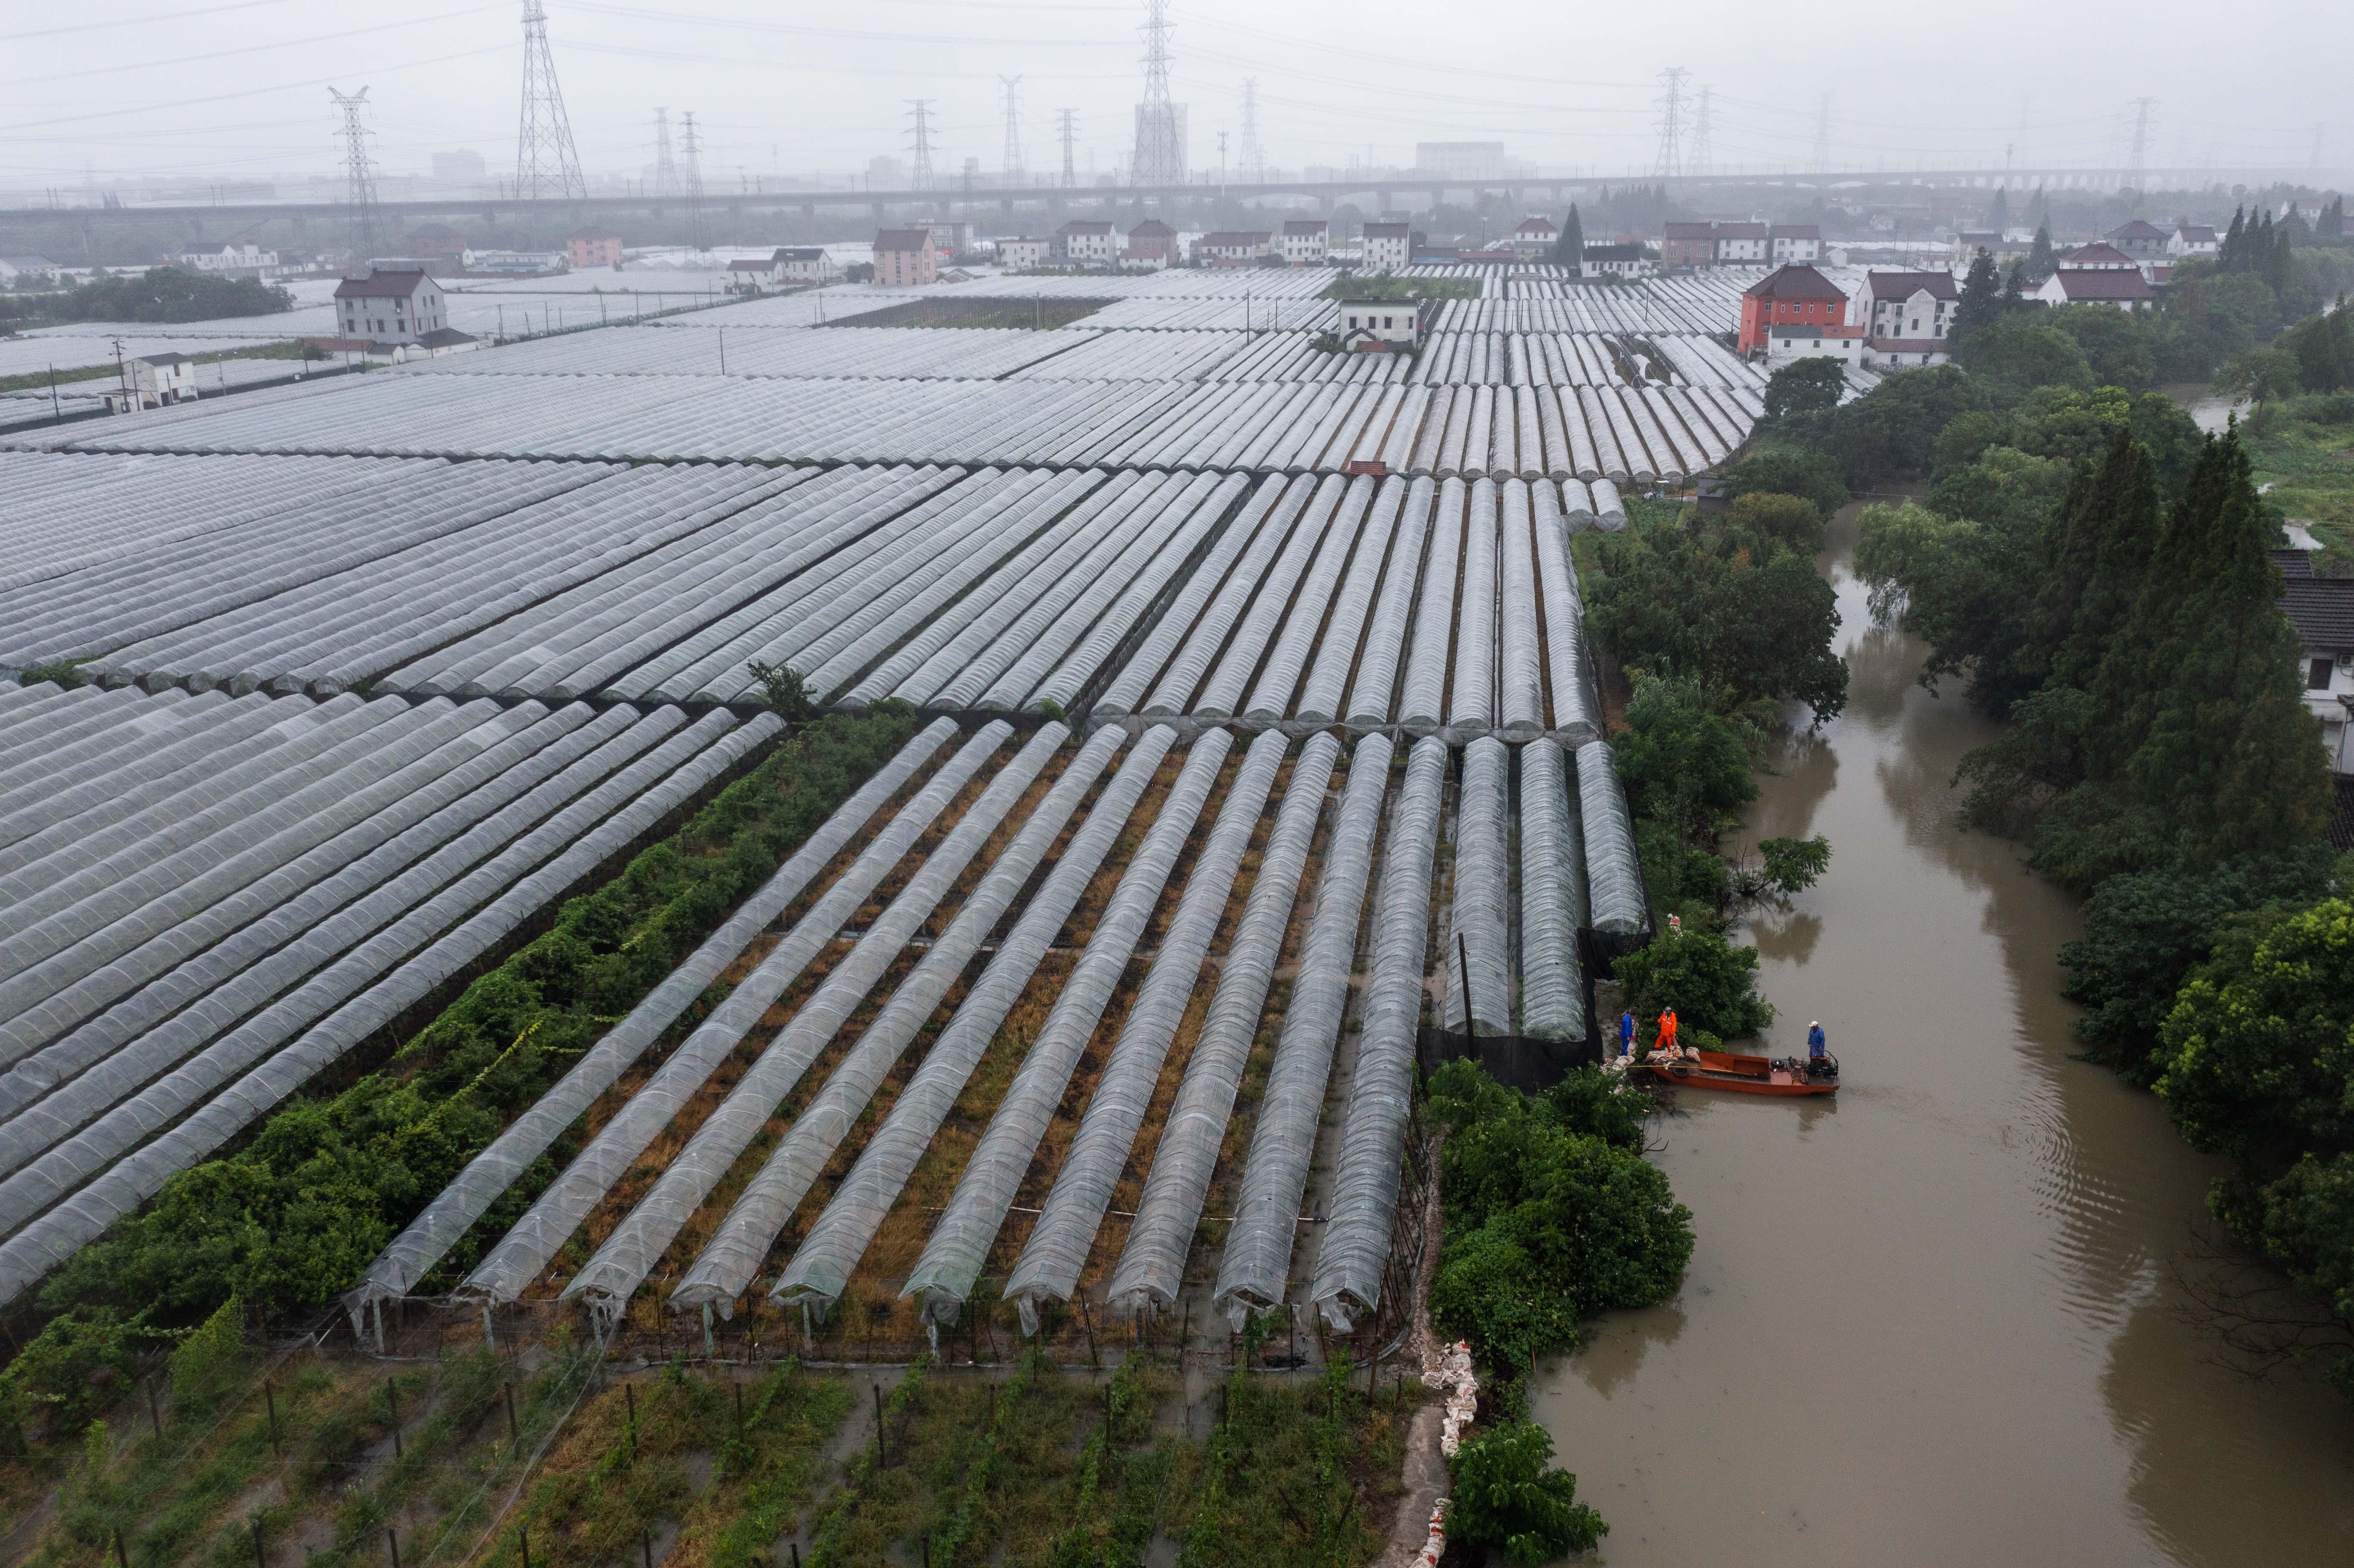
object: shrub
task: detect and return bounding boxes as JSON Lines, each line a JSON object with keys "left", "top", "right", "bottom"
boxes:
{"left": 1725, "top": 490, "right": 1825, "bottom": 553}
{"left": 0, "top": 1308, "right": 153, "bottom": 1438}
{"left": 1610, "top": 925, "right": 1774, "bottom": 1040}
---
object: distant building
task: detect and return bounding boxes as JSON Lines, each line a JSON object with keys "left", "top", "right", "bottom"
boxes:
{"left": 1510, "top": 216, "right": 1558, "bottom": 258}
{"left": 1950, "top": 230, "right": 2032, "bottom": 269}
{"left": 2058, "top": 241, "right": 2138, "bottom": 271}
{"left": 2036, "top": 268, "right": 2155, "bottom": 311}
{"left": 1579, "top": 243, "right": 1652, "bottom": 278}
{"left": 1415, "top": 142, "right": 1507, "bottom": 180}
{"left": 727, "top": 257, "right": 778, "bottom": 290}
{"left": 1361, "top": 221, "right": 1412, "bottom": 272}
{"left": 176, "top": 243, "right": 284, "bottom": 278}
{"left": 1055, "top": 219, "right": 1118, "bottom": 264}
{"left": 404, "top": 223, "right": 468, "bottom": 261}
{"left": 1334, "top": 297, "right": 1427, "bottom": 352}
{"left": 332, "top": 267, "right": 449, "bottom": 344}
{"left": 773, "top": 247, "right": 837, "bottom": 283}
{"left": 871, "top": 229, "right": 937, "bottom": 286}
{"left": 1855, "top": 269, "right": 1959, "bottom": 351}
{"left": 2169, "top": 222, "right": 2220, "bottom": 260}
{"left": 1769, "top": 224, "right": 1823, "bottom": 264}
{"left": 1280, "top": 218, "right": 1330, "bottom": 265}
{"left": 568, "top": 229, "right": 623, "bottom": 269}
{"left": 431, "top": 149, "right": 487, "bottom": 186}
{"left": 1124, "top": 219, "right": 1180, "bottom": 269}
{"left": 1197, "top": 230, "right": 1273, "bottom": 266}
{"left": 920, "top": 220, "right": 973, "bottom": 256}
{"left": 996, "top": 236, "right": 1052, "bottom": 269}
{"left": 463, "top": 249, "right": 564, "bottom": 275}
{"left": 2279, "top": 549, "right": 2354, "bottom": 775}
{"left": 1738, "top": 263, "right": 1849, "bottom": 355}
{"left": 0, "top": 256, "right": 61, "bottom": 286}
{"left": 105, "top": 352, "right": 199, "bottom": 411}
{"left": 1662, "top": 220, "right": 1768, "bottom": 268}
{"left": 1766, "top": 319, "right": 1865, "bottom": 369}
{"left": 2105, "top": 218, "right": 2172, "bottom": 262}
{"left": 413, "top": 327, "right": 480, "bottom": 357}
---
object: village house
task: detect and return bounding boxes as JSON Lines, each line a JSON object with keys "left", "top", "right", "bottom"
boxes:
{"left": 1766, "top": 319, "right": 1865, "bottom": 369}
{"left": 463, "top": 249, "right": 564, "bottom": 276}
{"left": 2105, "top": 218, "right": 2172, "bottom": 263}
{"left": 1280, "top": 218, "right": 1331, "bottom": 265}
{"left": 1662, "top": 220, "right": 1769, "bottom": 268}
{"left": 1197, "top": 230, "right": 1274, "bottom": 266}
{"left": 1579, "top": 243, "right": 1653, "bottom": 278}
{"left": 1334, "top": 297, "right": 1427, "bottom": 352}
{"left": 176, "top": 243, "right": 287, "bottom": 278}
{"left": 567, "top": 229, "right": 623, "bottom": 269}
{"left": 332, "top": 267, "right": 450, "bottom": 345}
{"left": 1510, "top": 215, "right": 1558, "bottom": 258}
{"left": 726, "top": 257, "right": 778, "bottom": 291}
{"left": 1769, "top": 224, "right": 1823, "bottom": 264}
{"left": 1856, "top": 269, "right": 1958, "bottom": 364}
{"left": 872, "top": 230, "right": 937, "bottom": 286}
{"left": 2036, "top": 267, "right": 2155, "bottom": 311}
{"left": 1738, "top": 263, "right": 1849, "bottom": 355}
{"left": 2279, "top": 550, "right": 2354, "bottom": 775}
{"left": 105, "top": 352, "right": 199, "bottom": 412}
{"left": 403, "top": 224, "right": 469, "bottom": 263}
{"left": 1055, "top": 219, "right": 1118, "bottom": 265}
{"left": 774, "top": 248, "right": 837, "bottom": 284}
{"left": 1361, "top": 220, "right": 1412, "bottom": 272}
{"left": 0, "top": 256, "right": 60, "bottom": 286}
{"left": 996, "top": 236, "right": 1052, "bottom": 269}
{"left": 1126, "top": 219, "right": 1181, "bottom": 268}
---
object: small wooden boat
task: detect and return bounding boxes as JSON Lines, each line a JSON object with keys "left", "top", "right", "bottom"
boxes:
{"left": 1643, "top": 1047, "right": 1839, "bottom": 1096}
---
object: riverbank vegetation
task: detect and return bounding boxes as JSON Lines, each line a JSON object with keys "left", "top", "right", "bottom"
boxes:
{"left": 1815, "top": 295, "right": 2354, "bottom": 1396}
{"left": 1, "top": 709, "right": 921, "bottom": 1442}
{"left": 0, "top": 268, "right": 294, "bottom": 330}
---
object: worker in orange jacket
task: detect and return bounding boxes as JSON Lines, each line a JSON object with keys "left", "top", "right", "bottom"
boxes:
{"left": 1657, "top": 1007, "right": 1680, "bottom": 1058}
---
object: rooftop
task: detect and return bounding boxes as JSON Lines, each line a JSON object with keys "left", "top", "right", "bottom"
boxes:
{"left": 1868, "top": 270, "right": 1959, "bottom": 299}
{"left": 873, "top": 229, "right": 934, "bottom": 251}
{"left": 2050, "top": 269, "right": 2155, "bottom": 300}
{"left": 1744, "top": 263, "right": 1847, "bottom": 301}
{"left": 2060, "top": 242, "right": 2137, "bottom": 268}
{"left": 2282, "top": 574, "right": 2354, "bottom": 653}
{"left": 333, "top": 268, "right": 433, "bottom": 299}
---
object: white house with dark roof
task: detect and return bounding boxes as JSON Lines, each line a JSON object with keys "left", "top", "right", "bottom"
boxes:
{"left": 1054, "top": 220, "right": 1118, "bottom": 264}
{"left": 1769, "top": 224, "right": 1822, "bottom": 263}
{"left": 105, "top": 352, "right": 199, "bottom": 411}
{"left": 2169, "top": 223, "right": 2220, "bottom": 261}
{"left": 2279, "top": 549, "right": 2354, "bottom": 775}
{"left": 332, "top": 267, "right": 448, "bottom": 345}
{"left": 1510, "top": 216, "right": 1558, "bottom": 257}
{"left": 1361, "top": 221, "right": 1412, "bottom": 272}
{"left": 1280, "top": 219, "right": 1330, "bottom": 265}
{"left": 1334, "top": 297, "right": 1427, "bottom": 352}
{"left": 773, "top": 247, "right": 837, "bottom": 283}
{"left": 996, "top": 237, "right": 1052, "bottom": 269}
{"left": 2037, "top": 267, "right": 2155, "bottom": 311}
{"left": 1856, "top": 270, "right": 1959, "bottom": 364}
{"left": 1196, "top": 230, "right": 1273, "bottom": 265}
{"left": 2105, "top": 218, "right": 2172, "bottom": 262}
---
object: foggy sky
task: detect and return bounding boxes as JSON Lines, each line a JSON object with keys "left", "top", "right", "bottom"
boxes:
{"left": 0, "top": 0, "right": 2341, "bottom": 190}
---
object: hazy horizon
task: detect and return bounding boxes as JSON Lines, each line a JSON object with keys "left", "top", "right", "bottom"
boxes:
{"left": 1, "top": 0, "right": 2343, "bottom": 193}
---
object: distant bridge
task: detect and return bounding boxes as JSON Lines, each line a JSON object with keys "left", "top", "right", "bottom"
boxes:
{"left": 1, "top": 165, "right": 2322, "bottom": 233}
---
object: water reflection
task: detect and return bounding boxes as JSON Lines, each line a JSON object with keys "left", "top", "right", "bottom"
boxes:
{"left": 1531, "top": 503, "right": 2354, "bottom": 1566}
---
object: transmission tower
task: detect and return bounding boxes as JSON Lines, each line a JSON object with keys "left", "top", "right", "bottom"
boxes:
{"left": 2127, "top": 96, "right": 2157, "bottom": 189}
{"left": 999, "top": 76, "right": 1024, "bottom": 183}
{"left": 514, "top": 1, "right": 585, "bottom": 199}
{"left": 2314, "top": 122, "right": 2326, "bottom": 178}
{"left": 1056, "top": 109, "right": 1078, "bottom": 187}
{"left": 1689, "top": 85, "right": 1713, "bottom": 178}
{"left": 328, "top": 87, "right": 380, "bottom": 262}
{"left": 1811, "top": 92, "right": 1832, "bottom": 176}
{"left": 1239, "top": 77, "right": 1264, "bottom": 181}
{"left": 1651, "top": 67, "right": 1689, "bottom": 180}
{"left": 908, "top": 99, "right": 936, "bottom": 190}
{"left": 681, "top": 111, "right": 707, "bottom": 247}
{"left": 1132, "top": 0, "right": 1183, "bottom": 186}
{"left": 654, "top": 108, "right": 680, "bottom": 200}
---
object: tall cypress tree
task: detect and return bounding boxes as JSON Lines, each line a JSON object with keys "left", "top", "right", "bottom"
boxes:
{"left": 1989, "top": 186, "right": 2010, "bottom": 231}
{"left": 2035, "top": 430, "right": 2165, "bottom": 692}
{"left": 2078, "top": 433, "right": 2333, "bottom": 877}
{"left": 1951, "top": 249, "right": 2004, "bottom": 344}
{"left": 2027, "top": 224, "right": 2057, "bottom": 279}
{"left": 2222, "top": 206, "right": 2246, "bottom": 271}
{"left": 1555, "top": 204, "right": 1585, "bottom": 273}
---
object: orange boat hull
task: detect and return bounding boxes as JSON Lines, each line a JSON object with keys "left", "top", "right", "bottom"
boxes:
{"left": 1643, "top": 1048, "right": 1838, "bottom": 1096}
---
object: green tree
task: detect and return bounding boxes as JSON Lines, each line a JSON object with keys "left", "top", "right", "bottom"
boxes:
{"left": 2049, "top": 304, "right": 2160, "bottom": 391}
{"left": 1719, "top": 441, "right": 1849, "bottom": 517}
{"left": 1447, "top": 1423, "right": 1608, "bottom": 1563}
{"left": 1949, "top": 248, "right": 2005, "bottom": 345}
{"left": 744, "top": 658, "right": 813, "bottom": 722}
{"left": 2026, "top": 224, "right": 2058, "bottom": 280}
{"left": 1759, "top": 358, "right": 1844, "bottom": 441}
{"left": 1725, "top": 490, "right": 1824, "bottom": 552}
{"left": 1555, "top": 203, "right": 1585, "bottom": 273}
{"left": 1854, "top": 497, "right": 2044, "bottom": 712}
{"left": 1820, "top": 363, "right": 1989, "bottom": 488}
{"left": 1953, "top": 318, "right": 2096, "bottom": 394}
{"left": 2214, "top": 345, "right": 2304, "bottom": 405}
{"left": 1610, "top": 924, "right": 1775, "bottom": 1039}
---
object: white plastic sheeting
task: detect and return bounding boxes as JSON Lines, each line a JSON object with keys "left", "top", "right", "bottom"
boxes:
{"left": 1105, "top": 731, "right": 1338, "bottom": 1313}
{"left": 1517, "top": 740, "right": 1585, "bottom": 1040}
{"left": 903, "top": 728, "right": 1231, "bottom": 1327}
{"left": 1576, "top": 740, "right": 1647, "bottom": 935}
{"left": 1310, "top": 733, "right": 1446, "bottom": 1332}
{"left": 1530, "top": 485, "right": 1600, "bottom": 741}
{"left": 560, "top": 722, "right": 1033, "bottom": 1321}
{"left": 1004, "top": 728, "right": 1286, "bottom": 1328}
{"left": 1396, "top": 480, "right": 1466, "bottom": 729}
{"left": 1211, "top": 734, "right": 1392, "bottom": 1328}
{"left": 775, "top": 727, "right": 1176, "bottom": 1312}
{"left": 458, "top": 717, "right": 974, "bottom": 1303}
{"left": 349, "top": 718, "right": 956, "bottom": 1311}
{"left": 1445, "top": 737, "right": 1511, "bottom": 1036}
{"left": 673, "top": 724, "right": 1125, "bottom": 1314}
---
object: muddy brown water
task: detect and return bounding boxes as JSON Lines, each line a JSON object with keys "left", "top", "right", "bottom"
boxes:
{"left": 1532, "top": 504, "right": 2354, "bottom": 1565}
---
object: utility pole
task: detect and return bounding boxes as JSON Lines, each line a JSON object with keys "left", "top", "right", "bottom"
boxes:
{"left": 1690, "top": 85, "right": 1713, "bottom": 179}
{"left": 1652, "top": 67, "right": 1689, "bottom": 181}
{"left": 2127, "top": 96, "right": 2157, "bottom": 191}
{"left": 654, "top": 109, "right": 679, "bottom": 201}
{"left": 1239, "top": 77, "right": 1264, "bottom": 182}
{"left": 1132, "top": 0, "right": 1183, "bottom": 187}
{"left": 1057, "top": 109, "right": 1078, "bottom": 188}
{"left": 514, "top": 0, "right": 585, "bottom": 199}
{"left": 1810, "top": 91, "right": 1832, "bottom": 177}
{"left": 908, "top": 99, "right": 936, "bottom": 191}
{"left": 1000, "top": 76, "right": 1024, "bottom": 183}
{"left": 329, "top": 87, "right": 380, "bottom": 264}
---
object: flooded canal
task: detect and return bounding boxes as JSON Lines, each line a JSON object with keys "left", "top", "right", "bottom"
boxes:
{"left": 1533, "top": 503, "right": 2354, "bottom": 1565}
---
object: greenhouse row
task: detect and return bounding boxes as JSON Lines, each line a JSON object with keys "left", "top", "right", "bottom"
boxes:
{"left": 0, "top": 682, "right": 778, "bottom": 1306}
{"left": 340, "top": 716, "right": 1641, "bottom": 1345}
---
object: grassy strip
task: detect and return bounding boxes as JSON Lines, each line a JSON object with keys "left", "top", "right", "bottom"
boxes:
{"left": 2239, "top": 397, "right": 2354, "bottom": 562}
{"left": 6, "top": 709, "right": 919, "bottom": 1406}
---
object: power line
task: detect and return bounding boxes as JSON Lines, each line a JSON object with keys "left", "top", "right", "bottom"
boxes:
{"left": 1131, "top": 0, "right": 1183, "bottom": 185}
{"left": 1652, "top": 66, "right": 1689, "bottom": 180}
{"left": 328, "top": 86, "right": 380, "bottom": 264}
{"left": 2127, "top": 96, "right": 2157, "bottom": 188}
{"left": 907, "top": 98, "right": 936, "bottom": 190}
{"left": 1000, "top": 75, "right": 1024, "bottom": 181}
{"left": 515, "top": 0, "right": 585, "bottom": 200}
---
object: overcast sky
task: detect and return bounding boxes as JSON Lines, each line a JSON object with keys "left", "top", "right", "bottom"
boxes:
{"left": 0, "top": 0, "right": 2341, "bottom": 190}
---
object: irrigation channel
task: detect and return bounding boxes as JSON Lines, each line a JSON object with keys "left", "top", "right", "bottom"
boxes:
{"left": 1534, "top": 503, "right": 2354, "bottom": 1565}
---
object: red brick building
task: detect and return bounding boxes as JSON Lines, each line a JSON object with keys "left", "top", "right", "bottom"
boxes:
{"left": 1738, "top": 264, "right": 1850, "bottom": 355}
